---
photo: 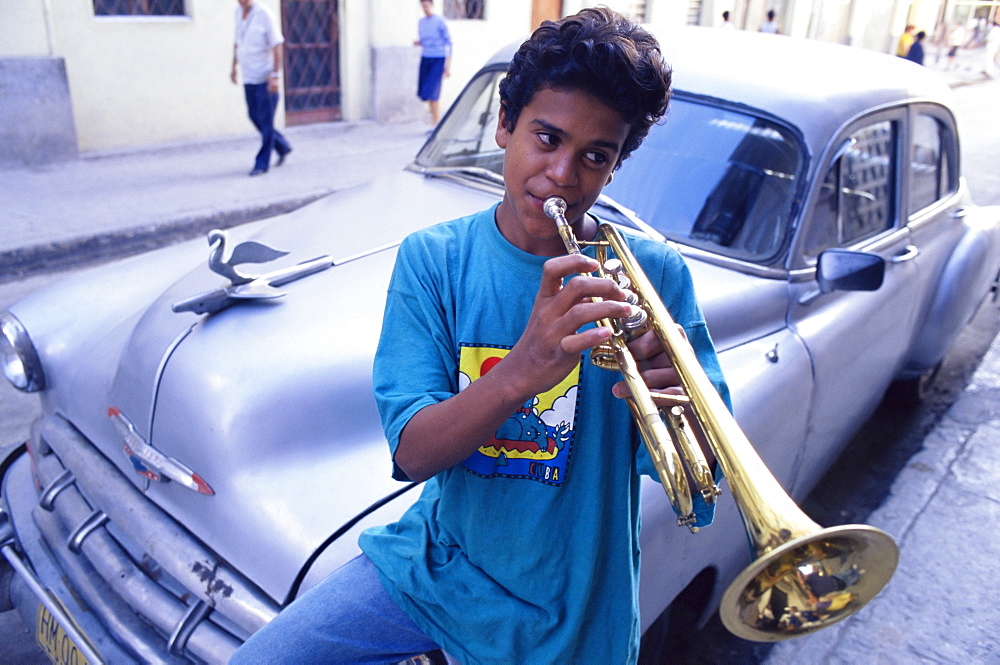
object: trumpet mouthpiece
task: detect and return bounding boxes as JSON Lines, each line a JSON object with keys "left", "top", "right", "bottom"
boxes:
{"left": 543, "top": 196, "right": 567, "bottom": 219}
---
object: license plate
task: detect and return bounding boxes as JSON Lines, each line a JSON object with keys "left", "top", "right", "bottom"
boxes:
{"left": 35, "top": 602, "right": 95, "bottom": 665}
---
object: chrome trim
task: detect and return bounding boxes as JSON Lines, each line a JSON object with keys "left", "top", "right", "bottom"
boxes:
{"left": 18, "top": 415, "right": 281, "bottom": 662}
{"left": 0, "top": 527, "right": 106, "bottom": 665}
{"left": 891, "top": 245, "right": 920, "bottom": 263}
{"left": 168, "top": 600, "right": 211, "bottom": 657}
{"left": 37, "top": 417, "right": 280, "bottom": 632}
{"left": 39, "top": 468, "right": 74, "bottom": 511}
{"left": 67, "top": 509, "right": 109, "bottom": 554}
{"left": 32, "top": 506, "right": 196, "bottom": 664}
{"left": 677, "top": 245, "right": 791, "bottom": 280}
{"left": 0, "top": 311, "right": 46, "bottom": 393}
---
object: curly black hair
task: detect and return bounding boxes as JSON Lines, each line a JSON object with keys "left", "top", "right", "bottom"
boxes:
{"left": 498, "top": 7, "right": 672, "bottom": 167}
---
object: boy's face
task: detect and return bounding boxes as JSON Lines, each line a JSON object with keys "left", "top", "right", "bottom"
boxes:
{"left": 495, "top": 86, "right": 629, "bottom": 256}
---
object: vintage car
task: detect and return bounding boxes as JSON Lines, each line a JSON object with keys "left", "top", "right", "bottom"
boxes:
{"left": 2, "top": 25, "right": 999, "bottom": 664}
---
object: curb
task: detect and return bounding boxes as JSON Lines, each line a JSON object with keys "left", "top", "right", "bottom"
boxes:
{"left": 0, "top": 192, "right": 330, "bottom": 283}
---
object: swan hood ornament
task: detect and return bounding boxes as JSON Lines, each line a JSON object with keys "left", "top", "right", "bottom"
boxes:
{"left": 207, "top": 228, "right": 290, "bottom": 285}
{"left": 172, "top": 228, "right": 334, "bottom": 315}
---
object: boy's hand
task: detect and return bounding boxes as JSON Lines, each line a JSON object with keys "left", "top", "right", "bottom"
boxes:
{"left": 394, "top": 252, "right": 639, "bottom": 482}
{"left": 506, "top": 253, "right": 636, "bottom": 397}
{"left": 611, "top": 324, "right": 685, "bottom": 399}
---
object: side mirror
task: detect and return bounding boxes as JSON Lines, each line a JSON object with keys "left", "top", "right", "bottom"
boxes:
{"left": 817, "top": 249, "right": 885, "bottom": 293}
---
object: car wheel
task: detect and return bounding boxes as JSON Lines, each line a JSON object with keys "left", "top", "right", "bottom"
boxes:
{"left": 886, "top": 361, "right": 942, "bottom": 406}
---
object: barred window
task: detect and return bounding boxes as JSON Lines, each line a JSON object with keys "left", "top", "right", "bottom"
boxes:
{"left": 93, "top": 0, "right": 185, "bottom": 16}
{"left": 443, "top": 0, "right": 484, "bottom": 20}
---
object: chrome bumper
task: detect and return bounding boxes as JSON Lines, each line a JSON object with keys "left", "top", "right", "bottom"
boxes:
{"left": 0, "top": 415, "right": 282, "bottom": 664}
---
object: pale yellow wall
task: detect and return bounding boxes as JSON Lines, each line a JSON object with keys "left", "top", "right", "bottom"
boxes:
{"left": 338, "top": 0, "right": 372, "bottom": 122}
{"left": 70, "top": 0, "right": 277, "bottom": 152}
{"left": 0, "top": 1, "right": 281, "bottom": 152}
{"left": 0, "top": 0, "right": 55, "bottom": 55}
{"left": 443, "top": 0, "right": 534, "bottom": 111}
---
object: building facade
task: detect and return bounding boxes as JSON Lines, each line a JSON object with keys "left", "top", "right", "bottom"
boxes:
{"left": 1, "top": 0, "right": 996, "bottom": 164}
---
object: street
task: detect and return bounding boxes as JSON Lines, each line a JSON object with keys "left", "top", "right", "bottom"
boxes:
{"left": 1, "top": 74, "right": 999, "bottom": 663}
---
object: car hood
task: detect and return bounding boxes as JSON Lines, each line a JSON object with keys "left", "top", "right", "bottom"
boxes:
{"left": 15, "top": 169, "right": 787, "bottom": 604}
{"left": 18, "top": 170, "right": 497, "bottom": 603}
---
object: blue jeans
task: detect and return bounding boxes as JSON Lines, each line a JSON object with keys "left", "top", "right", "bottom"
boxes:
{"left": 243, "top": 83, "right": 291, "bottom": 172}
{"left": 229, "top": 554, "right": 443, "bottom": 664}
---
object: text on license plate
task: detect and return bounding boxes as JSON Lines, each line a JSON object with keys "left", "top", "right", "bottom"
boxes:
{"left": 36, "top": 602, "right": 94, "bottom": 665}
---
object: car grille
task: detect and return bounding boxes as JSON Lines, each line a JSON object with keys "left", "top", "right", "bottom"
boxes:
{"left": 28, "top": 415, "right": 280, "bottom": 664}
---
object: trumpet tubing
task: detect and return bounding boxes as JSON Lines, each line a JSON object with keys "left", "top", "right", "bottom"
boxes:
{"left": 542, "top": 196, "right": 898, "bottom": 642}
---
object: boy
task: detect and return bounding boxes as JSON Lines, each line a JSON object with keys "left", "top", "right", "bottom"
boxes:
{"left": 231, "top": 8, "right": 728, "bottom": 664}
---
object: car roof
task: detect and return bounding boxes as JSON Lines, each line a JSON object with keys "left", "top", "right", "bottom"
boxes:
{"left": 484, "top": 25, "right": 955, "bottom": 158}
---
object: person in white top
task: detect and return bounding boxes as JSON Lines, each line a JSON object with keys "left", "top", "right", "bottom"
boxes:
{"left": 231, "top": 0, "right": 292, "bottom": 176}
{"left": 759, "top": 10, "right": 779, "bottom": 34}
{"left": 720, "top": 11, "right": 736, "bottom": 30}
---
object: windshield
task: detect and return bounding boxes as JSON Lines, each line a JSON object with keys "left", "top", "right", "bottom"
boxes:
{"left": 416, "top": 68, "right": 505, "bottom": 175}
{"left": 416, "top": 69, "right": 804, "bottom": 264}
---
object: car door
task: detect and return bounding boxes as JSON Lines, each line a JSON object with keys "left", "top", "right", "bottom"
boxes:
{"left": 786, "top": 108, "right": 922, "bottom": 494}
{"left": 897, "top": 104, "right": 969, "bottom": 373}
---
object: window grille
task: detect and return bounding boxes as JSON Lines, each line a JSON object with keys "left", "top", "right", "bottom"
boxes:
{"left": 443, "top": 0, "right": 485, "bottom": 20}
{"left": 627, "top": 1, "right": 648, "bottom": 22}
{"left": 604, "top": 1, "right": 648, "bottom": 21}
{"left": 93, "top": 0, "right": 185, "bottom": 16}
{"left": 687, "top": 0, "right": 703, "bottom": 25}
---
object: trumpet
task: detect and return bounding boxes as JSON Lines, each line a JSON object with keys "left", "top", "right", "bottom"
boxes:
{"left": 543, "top": 196, "right": 898, "bottom": 642}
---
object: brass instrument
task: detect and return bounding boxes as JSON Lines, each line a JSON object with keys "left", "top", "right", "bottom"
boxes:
{"left": 543, "top": 196, "right": 898, "bottom": 642}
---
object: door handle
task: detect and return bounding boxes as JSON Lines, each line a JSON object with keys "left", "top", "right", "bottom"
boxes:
{"left": 891, "top": 245, "right": 919, "bottom": 263}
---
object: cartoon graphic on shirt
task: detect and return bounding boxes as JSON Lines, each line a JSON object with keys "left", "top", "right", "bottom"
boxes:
{"left": 458, "top": 344, "right": 580, "bottom": 485}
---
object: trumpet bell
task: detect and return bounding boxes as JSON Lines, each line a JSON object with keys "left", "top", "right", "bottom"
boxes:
{"left": 720, "top": 524, "right": 899, "bottom": 642}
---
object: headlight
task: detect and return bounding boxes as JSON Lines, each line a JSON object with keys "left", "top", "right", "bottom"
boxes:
{"left": 0, "top": 311, "right": 45, "bottom": 392}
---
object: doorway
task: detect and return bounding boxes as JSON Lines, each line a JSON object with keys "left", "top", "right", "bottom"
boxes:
{"left": 281, "top": 0, "right": 341, "bottom": 125}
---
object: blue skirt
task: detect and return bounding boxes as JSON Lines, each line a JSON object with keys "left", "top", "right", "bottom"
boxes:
{"left": 418, "top": 57, "right": 446, "bottom": 101}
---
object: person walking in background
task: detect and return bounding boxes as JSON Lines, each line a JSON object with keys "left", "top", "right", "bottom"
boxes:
{"left": 760, "top": 10, "right": 779, "bottom": 34}
{"left": 414, "top": 0, "right": 452, "bottom": 126}
{"left": 897, "top": 24, "right": 916, "bottom": 57}
{"left": 905, "top": 30, "right": 927, "bottom": 65}
{"left": 982, "top": 20, "right": 1000, "bottom": 78}
{"left": 231, "top": 0, "right": 292, "bottom": 177}
{"left": 720, "top": 10, "right": 735, "bottom": 29}
{"left": 945, "top": 21, "right": 966, "bottom": 70}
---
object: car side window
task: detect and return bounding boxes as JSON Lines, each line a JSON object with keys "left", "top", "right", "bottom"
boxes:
{"left": 805, "top": 120, "right": 897, "bottom": 256}
{"left": 909, "top": 113, "right": 952, "bottom": 214}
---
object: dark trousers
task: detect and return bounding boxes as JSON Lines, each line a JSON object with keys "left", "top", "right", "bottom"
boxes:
{"left": 244, "top": 82, "right": 291, "bottom": 172}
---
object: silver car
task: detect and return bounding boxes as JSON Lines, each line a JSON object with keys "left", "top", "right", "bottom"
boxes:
{"left": 2, "top": 26, "right": 999, "bottom": 664}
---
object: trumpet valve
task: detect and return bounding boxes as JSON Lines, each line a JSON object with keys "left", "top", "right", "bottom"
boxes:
{"left": 620, "top": 300, "right": 648, "bottom": 334}
{"left": 602, "top": 259, "right": 648, "bottom": 334}
{"left": 590, "top": 343, "right": 620, "bottom": 371}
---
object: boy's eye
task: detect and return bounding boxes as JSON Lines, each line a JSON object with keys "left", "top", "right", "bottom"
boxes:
{"left": 585, "top": 150, "right": 609, "bottom": 166}
{"left": 538, "top": 131, "right": 559, "bottom": 146}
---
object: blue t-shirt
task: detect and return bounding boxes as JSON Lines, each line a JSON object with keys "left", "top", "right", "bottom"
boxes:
{"left": 361, "top": 204, "right": 729, "bottom": 664}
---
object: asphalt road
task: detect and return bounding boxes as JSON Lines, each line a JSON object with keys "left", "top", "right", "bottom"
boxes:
{"left": 1, "top": 76, "right": 998, "bottom": 664}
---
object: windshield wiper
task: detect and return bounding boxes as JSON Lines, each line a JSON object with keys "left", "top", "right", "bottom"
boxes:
{"left": 407, "top": 164, "right": 506, "bottom": 187}
{"left": 594, "top": 194, "right": 665, "bottom": 243}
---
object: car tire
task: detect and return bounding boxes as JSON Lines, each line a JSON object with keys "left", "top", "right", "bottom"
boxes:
{"left": 886, "top": 361, "right": 942, "bottom": 407}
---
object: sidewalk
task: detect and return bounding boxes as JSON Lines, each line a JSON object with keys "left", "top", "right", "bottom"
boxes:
{"left": 0, "top": 118, "right": 430, "bottom": 280}
{"left": 761, "top": 316, "right": 1000, "bottom": 663}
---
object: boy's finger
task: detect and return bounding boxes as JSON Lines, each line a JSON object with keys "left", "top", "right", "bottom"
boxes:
{"left": 538, "top": 254, "right": 600, "bottom": 297}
